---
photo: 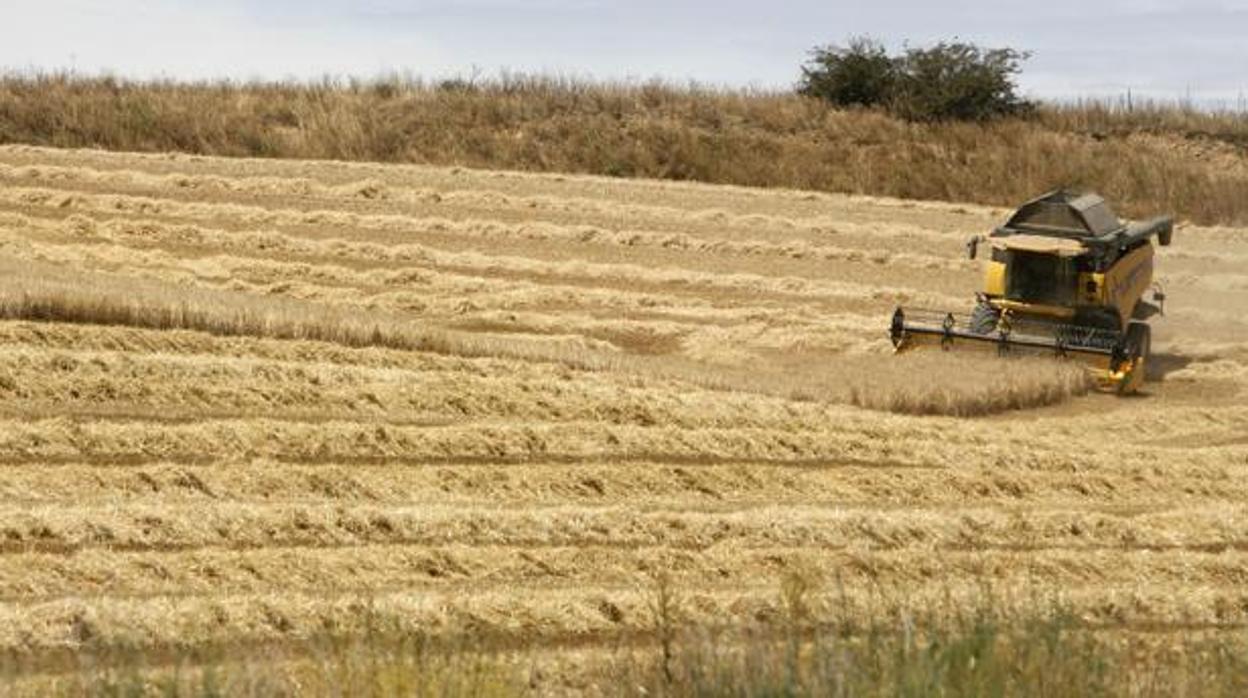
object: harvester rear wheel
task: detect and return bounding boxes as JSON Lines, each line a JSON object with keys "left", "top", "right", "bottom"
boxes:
{"left": 969, "top": 303, "right": 1000, "bottom": 335}
{"left": 1118, "top": 321, "right": 1151, "bottom": 394}
{"left": 1126, "top": 321, "right": 1151, "bottom": 361}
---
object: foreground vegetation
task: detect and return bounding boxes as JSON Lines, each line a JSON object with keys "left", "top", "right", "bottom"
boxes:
{"left": 12, "top": 588, "right": 1248, "bottom": 697}
{"left": 0, "top": 73, "right": 1246, "bottom": 223}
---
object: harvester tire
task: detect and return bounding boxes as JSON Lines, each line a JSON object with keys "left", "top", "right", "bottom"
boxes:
{"left": 1126, "top": 321, "right": 1151, "bottom": 362}
{"left": 969, "top": 303, "right": 1000, "bottom": 335}
{"left": 1118, "top": 321, "right": 1152, "bottom": 394}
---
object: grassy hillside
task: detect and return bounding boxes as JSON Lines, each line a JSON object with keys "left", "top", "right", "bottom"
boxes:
{"left": 1, "top": 73, "right": 1246, "bottom": 223}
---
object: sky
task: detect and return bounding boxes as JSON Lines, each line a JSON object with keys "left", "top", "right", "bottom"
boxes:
{"left": 1, "top": 0, "right": 1245, "bottom": 104}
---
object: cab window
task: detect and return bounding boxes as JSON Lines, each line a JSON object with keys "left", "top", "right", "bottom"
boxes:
{"left": 1005, "top": 251, "right": 1076, "bottom": 305}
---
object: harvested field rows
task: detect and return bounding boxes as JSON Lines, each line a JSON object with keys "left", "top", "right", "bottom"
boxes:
{"left": 0, "top": 145, "right": 1245, "bottom": 690}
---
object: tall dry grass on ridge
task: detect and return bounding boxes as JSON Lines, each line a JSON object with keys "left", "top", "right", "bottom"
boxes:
{"left": 1, "top": 73, "right": 1246, "bottom": 223}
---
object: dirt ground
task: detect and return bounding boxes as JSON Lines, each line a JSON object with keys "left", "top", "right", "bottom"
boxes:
{"left": 0, "top": 144, "right": 1244, "bottom": 686}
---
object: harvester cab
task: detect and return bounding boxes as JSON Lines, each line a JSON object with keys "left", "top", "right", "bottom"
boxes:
{"left": 890, "top": 190, "right": 1173, "bottom": 394}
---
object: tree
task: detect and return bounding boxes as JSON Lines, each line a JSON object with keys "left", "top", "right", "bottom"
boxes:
{"left": 798, "top": 38, "right": 1034, "bottom": 122}
{"left": 797, "top": 37, "right": 895, "bottom": 109}
{"left": 892, "top": 42, "right": 1033, "bottom": 121}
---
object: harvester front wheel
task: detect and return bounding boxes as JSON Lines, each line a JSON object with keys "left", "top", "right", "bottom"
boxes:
{"left": 969, "top": 303, "right": 1000, "bottom": 335}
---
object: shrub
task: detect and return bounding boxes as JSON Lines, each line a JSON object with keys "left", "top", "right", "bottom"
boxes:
{"left": 799, "top": 38, "right": 1034, "bottom": 122}
{"left": 893, "top": 41, "right": 1034, "bottom": 121}
{"left": 797, "top": 37, "right": 896, "bottom": 109}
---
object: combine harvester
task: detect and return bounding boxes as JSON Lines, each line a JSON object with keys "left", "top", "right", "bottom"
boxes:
{"left": 890, "top": 190, "right": 1173, "bottom": 394}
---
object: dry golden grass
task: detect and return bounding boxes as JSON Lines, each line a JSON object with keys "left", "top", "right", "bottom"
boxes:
{"left": 0, "top": 260, "right": 1088, "bottom": 417}
{"left": 0, "top": 256, "right": 652, "bottom": 376}
{"left": 0, "top": 144, "right": 1244, "bottom": 694}
{"left": 0, "top": 73, "right": 1245, "bottom": 223}
{"left": 0, "top": 257, "right": 448, "bottom": 351}
{"left": 0, "top": 258, "right": 981, "bottom": 415}
{"left": 847, "top": 352, "right": 1093, "bottom": 416}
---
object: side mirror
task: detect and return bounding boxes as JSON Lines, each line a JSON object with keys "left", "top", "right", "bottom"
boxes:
{"left": 966, "top": 236, "right": 982, "bottom": 260}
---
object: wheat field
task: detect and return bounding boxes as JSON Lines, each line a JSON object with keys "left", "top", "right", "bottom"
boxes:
{"left": 0, "top": 144, "right": 1245, "bottom": 693}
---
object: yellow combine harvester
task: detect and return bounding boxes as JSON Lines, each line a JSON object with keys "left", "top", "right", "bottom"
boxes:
{"left": 890, "top": 190, "right": 1173, "bottom": 394}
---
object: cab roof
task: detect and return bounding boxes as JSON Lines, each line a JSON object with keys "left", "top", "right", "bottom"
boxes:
{"left": 998, "top": 190, "right": 1124, "bottom": 239}
{"left": 986, "top": 190, "right": 1173, "bottom": 272}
